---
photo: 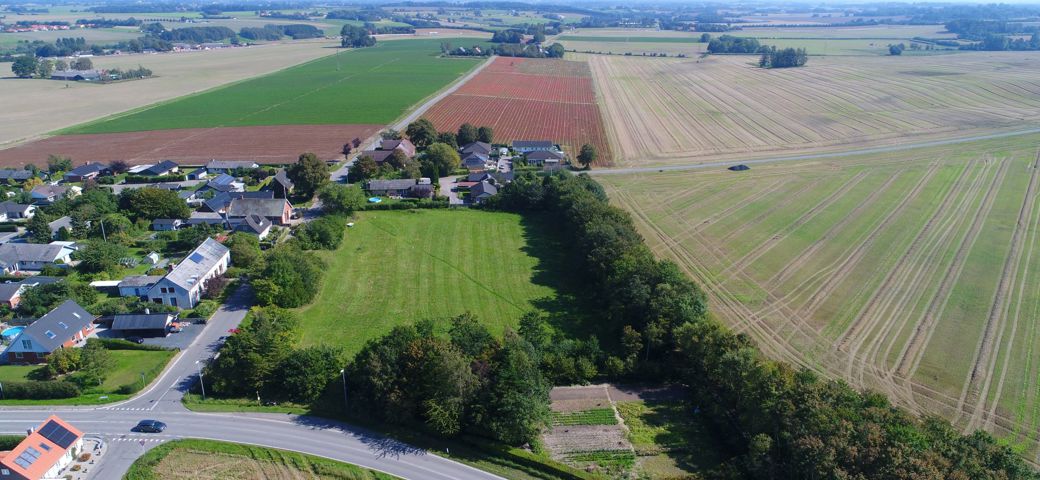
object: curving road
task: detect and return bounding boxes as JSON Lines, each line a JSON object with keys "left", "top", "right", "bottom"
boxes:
{"left": 0, "top": 286, "right": 500, "bottom": 480}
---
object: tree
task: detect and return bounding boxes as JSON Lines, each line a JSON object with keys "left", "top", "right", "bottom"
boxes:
{"left": 79, "top": 339, "right": 113, "bottom": 387}
{"left": 546, "top": 42, "right": 565, "bottom": 58}
{"left": 228, "top": 233, "right": 262, "bottom": 270}
{"left": 294, "top": 215, "right": 346, "bottom": 250}
{"left": 577, "top": 144, "right": 597, "bottom": 169}
{"left": 36, "top": 59, "right": 53, "bottom": 78}
{"left": 257, "top": 244, "right": 324, "bottom": 308}
{"left": 347, "top": 155, "right": 378, "bottom": 184}
{"left": 46, "top": 347, "right": 81, "bottom": 378}
{"left": 109, "top": 160, "right": 129, "bottom": 174}
{"left": 381, "top": 129, "right": 402, "bottom": 140}
{"left": 318, "top": 184, "right": 366, "bottom": 215}
{"left": 421, "top": 143, "right": 461, "bottom": 178}
{"left": 437, "top": 132, "right": 458, "bottom": 150}
{"left": 341, "top": 24, "right": 376, "bottom": 48}
{"left": 46, "top": 155, "right": 73, "bottom": 173}
{"left": 449, "top": 313, "right": 498, "bottom": 357}
{"left": 11, "top": 56, "right": 38, "bottom": 78}
{"left": 386, "top": 149, "right": 410, "bottom": 170}
{"left": 700, "top": 33, "right": 712, "bottom": 42}
{"left": 889, "top": 43, "right": 905, "bottom": 55}
{"left": 119, "top": 187, "right": 190, "bottom": 221}
{"left": 481, "top": 332, "right": 550, "bottom": 444}
{"left": 287, "top": 152, "right": 329, "bottom": 199}
{"left": 27, "top": 213, "right": 52, "bottom": 244}
{"left": 405, "top": 118, "right": 438, "bottom": 148}
{"left": 71, "top": 57, "right": 93, "bottom": 70}
{"left": 207, "top": 306, "right": 300, "bottom": 396}
{"left": 457, "top": 123, "right": 478, "bottom": 145}
{"left": 477, "top": 126, "right": 494, "bottom": 144}
{"left": 77, "top": 240, "right": 129, "bottom": 273}
{"left": 54, "top": 59, "right": 68, "bottom": 71}
{"left": 278, "top": 345, "right": 342, "bottom": 403}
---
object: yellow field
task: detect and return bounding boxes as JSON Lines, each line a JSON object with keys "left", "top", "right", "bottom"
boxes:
{"left": 0, "top": 39, "right": 340, "bottom": 146}
{"left": 600, "top": 133, "right": 1040, "bottom": 458}
{"left": 591, "top": 52, "right": 1040, "bottom": 167}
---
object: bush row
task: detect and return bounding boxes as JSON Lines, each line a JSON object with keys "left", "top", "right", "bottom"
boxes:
{"left": 3, "top": 380, "right": 80, "bottom": 399}
{"left": 124, "top": 174, "right": 186, "bottom": 184}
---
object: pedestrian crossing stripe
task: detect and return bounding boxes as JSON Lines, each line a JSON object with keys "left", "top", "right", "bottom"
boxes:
{"left": 98, "top": 407, "right": 150, "bottom": 411}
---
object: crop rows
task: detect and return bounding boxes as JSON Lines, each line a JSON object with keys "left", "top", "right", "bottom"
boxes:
{"left": 600, "top": 134, "right": 1040, "bottom": 458}
{"left": 550, "top": 408, "right": 619, "bottom": 426}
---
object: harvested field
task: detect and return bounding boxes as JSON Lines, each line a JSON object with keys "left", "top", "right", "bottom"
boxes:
{"left": 423, "top": 57, "right": 612, "bottom": 164}
{"left": 600, "top": 133, "right": 1040, "bottom": 458}
{"left": 0, "top": 125, "right": 380, "bottom": 167}
{"left": 592, "top": 52, "right": 1040, "bottom": 167}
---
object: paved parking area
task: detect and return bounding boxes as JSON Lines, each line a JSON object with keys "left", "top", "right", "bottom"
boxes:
{"left": 141, "top": 322, "right": 204, "bottom": 350}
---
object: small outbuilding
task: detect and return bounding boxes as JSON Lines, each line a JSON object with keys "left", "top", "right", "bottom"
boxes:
{"left": 111, "top": 312, "right": 177, "bottom": 338}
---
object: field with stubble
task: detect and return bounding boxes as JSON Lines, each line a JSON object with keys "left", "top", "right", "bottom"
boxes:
{"left": 600, "top": 133, "right": 1040, "bottom": 458}
{"left": 591, "top": 52, "right": 1040, "bottom": 167}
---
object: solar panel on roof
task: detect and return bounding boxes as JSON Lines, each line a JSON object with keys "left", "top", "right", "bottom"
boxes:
{"left": 38, "top": 420, "right": 76, "bottom": 449}
{"left": 189, "top": 252, "right": 205, "bottom": 263}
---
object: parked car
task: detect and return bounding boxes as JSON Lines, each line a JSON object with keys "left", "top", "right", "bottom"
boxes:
{"left": 127, "top": 336, "right": 144, "bottom": 344}
{"left": 132, "top": 420, "right": 167, "bottom": 433}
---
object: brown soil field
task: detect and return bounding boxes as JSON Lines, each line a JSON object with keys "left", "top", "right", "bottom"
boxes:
{"left": 591, "top": 52, "right": 1040, "bottom": 167}
{"left": 0, "top": 39, "right": 340, "bottom": 147}
{"left": 0, "top": 124, "right": 381, "bottom": 167}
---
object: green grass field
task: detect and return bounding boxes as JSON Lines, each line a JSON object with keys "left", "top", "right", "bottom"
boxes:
{"left": 297, "top": 209, "right": 568, "bottom": 354}
{"left": 601, "top": 132, "right": 1040, "bottom": 456}
{"left": 616, "top": 400, "right": 725, "bottom": 477}
{"left": 63, "top": 38, "right": 483, "bottom": 134}
{"left": 0, "top": 349, "right": 174, "bottom": 405}
{"left": 557, "top": 35, "right": 695, "bottom": 43}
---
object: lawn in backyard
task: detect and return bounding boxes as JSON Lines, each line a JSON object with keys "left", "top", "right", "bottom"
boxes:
{"left": 0, "top": 349, "right": 175, "bottom": 405}
{"left": 64, "top": 38, "right": 484, "bottom": 134}
{"left": 297, "top": 209, "right": 571, "bottom": 355}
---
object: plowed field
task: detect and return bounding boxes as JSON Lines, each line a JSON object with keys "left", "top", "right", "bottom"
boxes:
{"left": 423, "top": 57, "right": 611, "bottom": 164}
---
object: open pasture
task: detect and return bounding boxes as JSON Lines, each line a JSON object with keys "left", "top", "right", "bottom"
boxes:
{"left": 0, "top": 39, "right": 340, "bottom": 146}
{"left": 737, "top": 24, "right": 956, "bottom": 40}
{"left": 601, "top": 133, "right": 1040, "bottom": 457}
{"left": 423, "top": 56, "right": 611, "bottom": 164}
{"left": 64, "top": 38, "right": 483, "bottom": 134}
{"left": 591, "top": 52, "right": 1040, "bottom": 167}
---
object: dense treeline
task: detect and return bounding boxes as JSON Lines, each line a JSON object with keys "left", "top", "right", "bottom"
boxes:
{"left": 75, "top": 17, "right": 143, "bottom": 27}
{"left": 707, "top": 35, "right": 762, "bottom": 53}
{"left": 491, "top": 29, "right": 524, "bottom": 43}
{"left": 239, "top": 24, "right": 323, "bottom": 40}
{"left": 485, "top": 171, "right": 1037, "bottom": 479}
{"left": 159, "top": 26, "right": 236, "bottom": 43}
{"left": 239, "top": 26, "right": 283, "bottom": 41}
{"left": 758, "top": 47, "right": 808, "bottom": 68}
{"left": 340, "top": 24, "right": 375, "bottom": 48}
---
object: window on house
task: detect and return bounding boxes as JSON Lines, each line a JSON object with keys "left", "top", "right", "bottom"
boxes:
{"left": 20, "top": 339, "right": 31, "bottom": 349}
{"left": 13, "top": 352, "right": 22, "bottom": 359}
{"left": 171, "top": 297, "right": 178, "bottom": 307}
{"left": 57, "top": 322, "right": 68, "bottom": 329}
{"left": 38, "top": 443, "right": 50, "bottom": 451}
{"left": 44, "top": 331, "right": 55, "bottom": 339}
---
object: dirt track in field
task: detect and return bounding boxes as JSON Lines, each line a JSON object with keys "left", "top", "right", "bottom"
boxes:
{"left": 0, "top": 124, "right": 381, "bottom": 167}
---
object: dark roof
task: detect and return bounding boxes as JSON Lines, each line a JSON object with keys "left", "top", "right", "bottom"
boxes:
{"left": 203, "top": 191, "right": 273, "bottom": 213}
{"left": 118, "top": 275, "right": 162, "bottom": 288}
{"left": 206, "top": 160, "right": 257, "bottom": 171}
{"left": 152, "top": 218, "right": 182, "bottom": 226}
{"left": 728, "top": 164, "right": 750, "bottom": 171}
{"left": 0, "top": 170, "right": 35, "bottom": 182}
{"left": 112, "top": 313, "right": 174, "bottom": 331}
{"left": 410, "top": 184, "right": 434, "bottom": 197}
{"left": 0, "top": 243, "right": 68, "bottom": 265}
{"left": 513, "top": 140, "right": 554, "bottom": 149}
{"left": 525, "top": 150, "right": 564, "bottom": 161}
{"left": 0, "top": 201, "right": 32, "bottom": 214}
{"left": 360, "top": 150, "right": 396, "bottom": 164}
{"left": 466, "top": 172, "right": 492, "bottom": 183}
{"left": 66, "top": 163, "right": 107, "bottom": 177}
{"left": 237, "top": 215, "right": 272, "bottom": 235}
{"left": 31, "top": 185, "right": 70, "bottom": 198}
{"left": 227, "top": 198, "right": 289, "bottom": 218}
{"left": 461, "top": 142, "right": 493, "bottom": 155}
{"left": 142, "top": 160, "right": 179, "bottom": 176}
{"left": 0, "top": 283, "right": 22, "bottom": 302}
{"left": 462, "top": 153, "right": 488, "bottom": 168}
{"left": 472, "top": 181, "right": 498, "bottom": 198}
{"left": 272, "top": 170, "right": 294, "bottom": 190}
{"left": 18, "top": 300, "right": 93, "bottom": 353}
{"left": 367, "top": 179, "right": 416, "bottom": 191}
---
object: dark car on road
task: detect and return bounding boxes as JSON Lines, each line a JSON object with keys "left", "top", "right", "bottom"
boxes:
{"left": 132, "top": 420, "right": 167, "bottom": 433}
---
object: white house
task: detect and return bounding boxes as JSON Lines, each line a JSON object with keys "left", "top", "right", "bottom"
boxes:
{"left": 0, "top": 243, "right": 74, "bottom": 274}
{"left": 0, "top": 415, "right": 84, "bottom": 480}
{"left": 146, "top": 238, "right": 229, "bottom": 309}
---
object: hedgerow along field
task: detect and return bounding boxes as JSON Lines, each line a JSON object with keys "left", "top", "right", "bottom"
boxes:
{"left": 64, "top": 38, "right": 484, "bottom": 134}
{"left": 590, "top": 52, "right": 1040, "bottom": 168}
{"left": 296, "top": 209, "right": 570, "bottom": 355}
{"left": 600, "top": 133, "right": 1040, "bottom": 458}
{"left": 423, "top": 56, "right": 612, "bottom": 165}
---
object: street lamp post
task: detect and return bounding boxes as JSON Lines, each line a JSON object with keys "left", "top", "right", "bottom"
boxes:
{"left": 195, "top": 360, "right": 206, "bottom": 401}
{"left": 340, "top": 369, "right": 347, "bottom": 412}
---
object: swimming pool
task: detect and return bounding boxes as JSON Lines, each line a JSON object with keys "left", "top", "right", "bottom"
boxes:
{"left": 1, "top": 326, "right": 24, "bottom": 339}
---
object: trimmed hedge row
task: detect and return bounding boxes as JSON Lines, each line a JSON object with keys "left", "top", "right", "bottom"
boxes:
{"left": 96, "top": 338, "right": 171, "bottom": 351}
{"left": 361, "top": 199, "right": 449, "bottom": 211}
{"left": 3, "top": 381, "right": 80, "bottom": 399}
{"left": 124, "top": 174, "right": 186, "bottom": 184}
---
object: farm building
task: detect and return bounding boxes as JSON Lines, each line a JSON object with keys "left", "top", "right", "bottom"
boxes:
{"left": 146, "top": 238, "right": 229, "bottom": 309}
{"left": 112, "top": 312, "right": 176, "bottom": 338}
{"left": 185, "top": 212, "right": 228, "bottom": 227}
{"left": 0, "top": 416, "right": 84, "bottom": 480}
{"left": 513, "top": 140, "right": 555, "bottom": 153}
{"left": 3, "top": 300, "right": 94, "bottom": 364}
{"left": 50, "top": 69, "right": 101, "bottom": 81}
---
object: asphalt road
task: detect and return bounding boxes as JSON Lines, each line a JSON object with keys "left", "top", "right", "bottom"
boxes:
{"left": 0, "top": 285, "right": 501, "bottom": 480}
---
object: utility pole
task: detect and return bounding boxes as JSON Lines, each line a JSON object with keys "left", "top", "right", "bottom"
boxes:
{"left": 195, "top": 360, "right": 206, "bottom": 401}
{"left": 340, "top": 369, "right": 348, "bottom": 412}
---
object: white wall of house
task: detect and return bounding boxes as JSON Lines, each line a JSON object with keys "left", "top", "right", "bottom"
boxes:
{"left": 42, "top": 437, "right": 82, "bottom": 480}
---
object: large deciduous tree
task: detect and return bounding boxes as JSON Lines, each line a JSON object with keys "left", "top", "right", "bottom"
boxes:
{"left": 11, "top": 56, "right": 38, "bottom": 78}
{"left": 421, "top": 143, "right": 461, "bottom": 178}
{"left": 318, "top": 184, "right": 365, "bottom": 215}
{"left": 341, "top": 24, "right": 375, "bottom": 48}
{"left": 477, "top": 126, "right": 494, "bottom": 144}
{"left": 577, "top": 143, "right": 597, "bottom": 169}
{"left": 347, "top": 155, "right": 378, "bottom": 184}
{"left": 457, "top": 123, "right": 478, "bottom": 145}
{"left": 287, "top": 152, "right": 329, "bottom": 199}
{"left": 119, "top": 187, "right": 190, "bottom": 221}
{"left": 405, "top": 118, "right": 438, "bottom": 148}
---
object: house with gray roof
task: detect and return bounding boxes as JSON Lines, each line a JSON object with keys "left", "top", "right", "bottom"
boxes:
{"left": 234, "top": 214, "right": 272, "bottom": 239}
{"left": 118, "top": 275, "right": 162, "bottom": 298}
{"left": 0, "top": 202, "right": 34, "bottom": 221}
{"left": 112, "top": 312, "right": 176, "bottom": 338}
{"left": 3, "top": 300, "right": 94, "bottom": 364}
{"left": 0, "top": 243, "right": 74, "bottom": 274}
{"left": 227, "top": 198, "right": 291, "bottom": 225}
{"left": 461, "top": 142, "right": 493, "bottom": 156}
{"left": 30, "top": 185, "right": 80, "bottom": 205}
{"left": 525, "top": 150, "right": 565, "bottom": 167}
{"left": 366, "top": 179, "right": 417, "bottom": 197}
{"left": 512, "top": 140, "right": 555, "bottom": 153}
{"left": 63, "top": 163, "right": 109, "bottom": 183}
{"left": 0, "top": 276, "right": 59, "bottom": 308}
{"left": 265, "top": 170, "right": 294, "bottom": 199}
{"left": 462, "top": 153, "right": 490, "bottom": 172}
{"left": 48, "top": 216, "right": 73, "bottom": 239}
{"left": 470, "top": 181, "right": 498, "bottom": 204}
{"left": 152, "top": 218, "right": 183, "bottom": 231}
{"left": 205, "top": 160, "right": 258, "bottom": 174}
{"left": 141, "top": 160, "right": 180, "bottom": 177}
{"left": 201, "top": 191, "right": 273, "bottom": 214}
{"left": 0, "top": 169, "right": 36, "bottom": 183}
{"left": 146, "top": 238, "right": 229, "bottom": 309}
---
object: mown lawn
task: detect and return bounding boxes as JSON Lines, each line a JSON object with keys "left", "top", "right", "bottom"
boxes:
{"left": 64, "top": 38, "right": 484, "bottom": 134}
{"left": 297, "top": 209, "right": 567, "bottom": 354}
{"left": 0, "top": 349, "right": 175, "bottom": 405}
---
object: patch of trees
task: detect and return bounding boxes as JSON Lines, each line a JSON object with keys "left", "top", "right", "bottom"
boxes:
{"left": 239, "top": 26, "right": 283, "bottom": 41}
{"left": 107, "top": 65, "right": 153, "bottom": 80}
{"left": 340, "top": 24, "right": 375, "bottom": 48}
{"left": 293, "top": 215, "right": 345, "bottom": 250}
{"left": 707, "top": 35, "right": 762, "bottom": 54}
{"left": 118, "top": 187, "right": 191, "bottom": 221}
{"left": 76, "top": 17, "right": 142, "bottom": 27}
{"left": 758, "top": 47, "right": 808, "bottom": 68}
{"left": 286, "top": 152, "right": 329, "bottom": 199}
{"left": 491, "top": 29, "right": 524, "bottom": 43}
{"left": 326, "top": 8, "right": 387, "bottom": 22}
{"left": 365, "top": 24, "right": 415, "bottom": 35}
{"left": 159, "top": 26, "right": 235, "bottom": 43}
{"left": 33, "top": 37, "right": 88, "bottom": 57}
{"left": 278, "top": 24, "right": 323, "bottom": 40}
{"left": 347, "top": 314, "right": 550, "bottom": 443}
{"left": 252, "top": 244, "right": 324, "bottom": 308}
{"left": 961, "top": 33, "right": 1040, "bottom": 51}
{"left": 317, "top": 184, "right": 366, "bottom": 216}
{"left": 494, "top": 42, "right": 564, "bottom": 58}
{"left": 485, "top": 170, "right": 1037, "bottom": 478}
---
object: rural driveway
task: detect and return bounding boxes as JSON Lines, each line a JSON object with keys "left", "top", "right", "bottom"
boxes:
{"left": 589, "top": 126, "right": 1040, "bottom": 176}
{"left": 0, "top": 283, "right": 501, "bottom": 480}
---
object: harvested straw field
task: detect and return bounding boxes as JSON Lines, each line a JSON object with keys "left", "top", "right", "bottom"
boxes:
{"left": 591, "top": 52, "right": 1040, "bottom": 167}
{"left": 0, "top": 124, "right": 381, "bottom": 167}
{"left": 600, "top": 133, "right": 1040, "bottom": 458}
{"left": 423, "top": 57, "right": 612, "bottom": 164}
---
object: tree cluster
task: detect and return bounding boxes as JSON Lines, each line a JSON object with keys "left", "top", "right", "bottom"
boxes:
{"left": 758, "top": 47, "right": 808, "bottom": 68}
{"left": 707, "top": 35, "right": 763, "bottom": 54}
{"left": 491, "top": 29, "right": 524, "bottom": 44}
{"left": 159, "top": 26, "right": 236, "bottom": 43}
{"left": 252, "top": 244, "right": 324, "bottom": 308}
{"left": 340, "top": 24, "right": 376, "bottom": 48}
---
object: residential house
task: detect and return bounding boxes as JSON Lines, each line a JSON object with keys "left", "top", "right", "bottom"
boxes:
{"left": 201, "top": 191, "right": 275, "bottom": 215}
{"left": 62, "top": 163, "right": 108, "bottom": 183}
{"left": 462, "top": 153, "right": 489, "bottom": 172}
{"left": 460, "top": 141, "right": 493, "bottom": 157}
{"left": 0, "top": 202, "right": 34, "bottom": 221}
{"left": 51, "top": 69, "right": 102, "bottom": 81}
{"left": 178, "top": 190, "right": 202, "bottom": 207}
{"left": 379, "top": 139, "right": 417, "bottom": 157}
{"left": 118, "top": 275, "right": 161, "bottom": 299}
{"left": 151, "top": 219, "right": 183, "bottom": 231}
{"left": 466, "top": 172, "right": 497, "bottom": 185}
{"left": 185, "top": 167, "right": 209, "bottom": 181}
{"left": 112, "top": 312, "right": 176, "bottom": 338}
{"left": 185, "top": 212, "right": 228, "bottom": 227}
{"left": 0, "top": 415, "right": 84, "bottom": 480}
{"left": 141, "top": 160, "right": 180, "bottom": 177}
{"left": 201, "top": 174, "right": 243, "bottom": 193}
{"left": 146, "top": 238, "right": 229, "bottom": 309}
{"left": 0, "top": 169, "right": 36, "bottom": 184}
{"left": 3, "top": 300, "right": 94, "bottom": 364}
{"left": 366, "top": 179, "right": 417, "bottom": 197}
{"left": 227, "top": 198, "right": 291, "bottom": 226}
{"left": 0, "top": 243, "right": 74, "bottom": 274}
{"left": 266, "top": 170, "right": 294, "bottom": 199}
{"left": 512, "top": 140, "right": 555, "bottom": 154}
{"left": 205, "top": 160, "right": 258, "bottom": 174}
{"left": 0, "top": 277, "right": 59, "bottom": 309}
{"left": 234, "top": 215, "right": 272, "bottom": 239}
{"left": 470, "top": 181, "right": 498, "bottom": 204}
{"left": 358, "top": 149, "right": 397, "bottom": 165}
{"left": 47, "top": 217, "right": 72, "bottom": 240}
{"left": 29, "top": 185, "right": 79, "bottom": 205}
{"left": 525, "top": 150, "right": 565, "bottom": 168}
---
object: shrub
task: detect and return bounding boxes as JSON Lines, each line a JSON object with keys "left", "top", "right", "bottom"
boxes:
{"left": 3, "top": 381, "right": 80, "bottom": 399}
{"left": 188, "top": 300, "right": 219, "bottom": 320}
{"left": 95, "top": 338, "right": 170, "bottom": 351}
